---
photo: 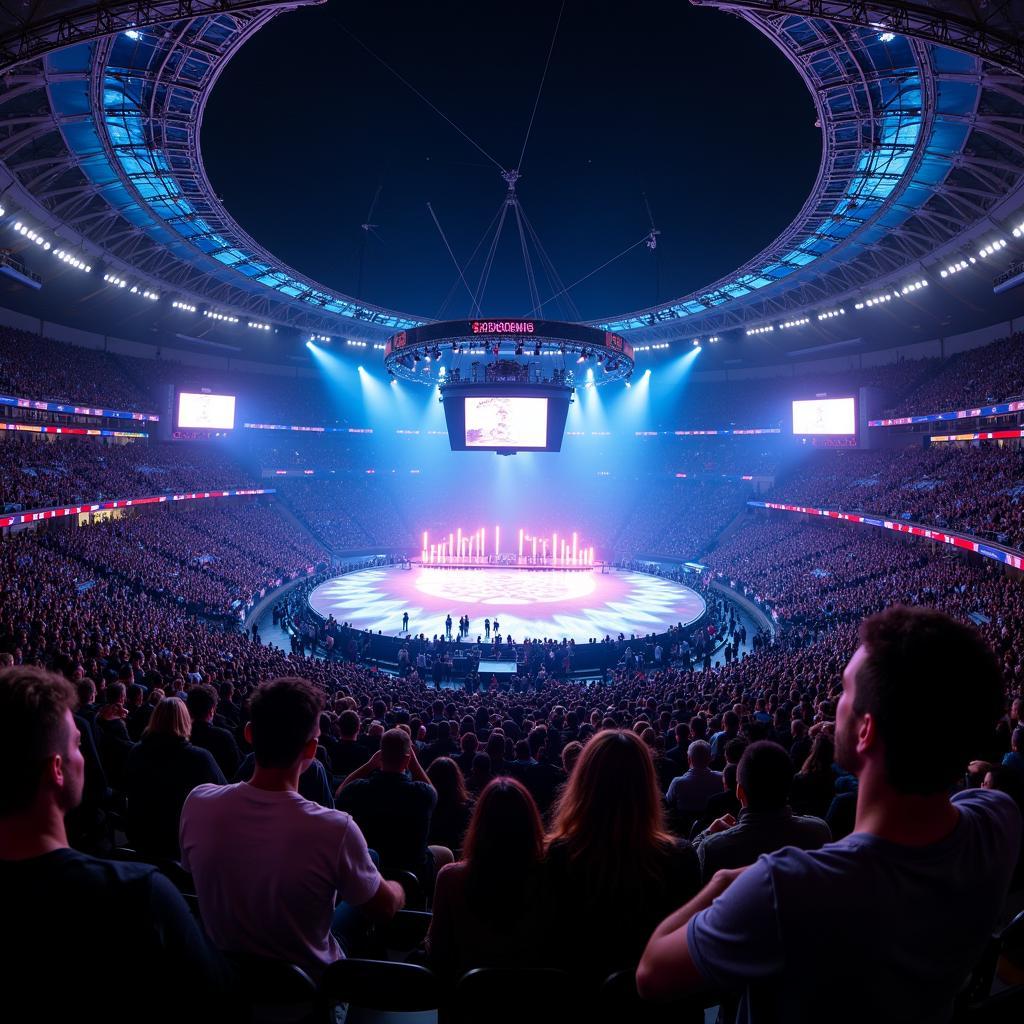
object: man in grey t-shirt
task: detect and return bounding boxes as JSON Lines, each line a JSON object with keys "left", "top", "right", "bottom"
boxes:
{"left": 637, "top": 606, "right": 1022, "bottom": 1023}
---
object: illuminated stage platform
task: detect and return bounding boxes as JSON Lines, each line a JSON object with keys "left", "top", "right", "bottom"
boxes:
{"left": 415, "top": 560, "right": 596, "bottom": 572}
{"left": 308, "top": 565, "right": 706, "bottom": 644}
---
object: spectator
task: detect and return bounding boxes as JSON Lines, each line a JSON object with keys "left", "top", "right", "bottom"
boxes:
{"left": 427, "top": 756, "right": 473, "bottom": 857}
{"left": 666, "top": 740, "right": 723, "bottom": 829}
{"left": 185, "top": 684, "right": 241, "bottom": 778}
{"left": 331, "top": 709, "right": 369, "bottom": 779}
{"left": 542, "top": 729, "right": 701, "bottom": 981}
{"left": 337, "top": 727, "right": 452, "bottom": 884}
{"left": 427, "top": 777, "right": 544, "bottom": 980}
{"left": 0, "top": 666, "right": 229, "bottom": 1022}
{"left": 790, "top": 733, "right": 837, "bottom": 819}
{"left": 180, "top": 677, "right": 403, "bottom": 976}
{"left": 124, "top": 697, "right": 225, "bottom": 860}
{"left": 693, "top": 741, "right": 830, "bottom": 882}
{"left": 637, "top": 607, "right": 1021, "bottom": 1022}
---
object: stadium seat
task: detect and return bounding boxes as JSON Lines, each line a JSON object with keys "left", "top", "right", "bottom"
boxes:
{"left": 453, "top": 968, "right": 573, "bottom": 1024}
{"left": 318, "top": 958, "right": 441, "bottom": 1017}
{"left": 225, "top": 952, "right": 320, "bottom": 1023}
{"left": 600, "top": 968, "right": 709, "bottom": 1023}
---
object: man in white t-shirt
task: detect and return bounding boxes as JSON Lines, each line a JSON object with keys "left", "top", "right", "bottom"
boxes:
{"left": 180, "top": 676, "right": 404, "bottom": 977}
{"left": 638, "top": 607, "right": 1021, "bottom": 1023}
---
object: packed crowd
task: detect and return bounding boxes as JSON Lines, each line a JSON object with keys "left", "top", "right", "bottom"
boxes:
{"left": 0, "top": 326, "right": 156, "bottom": 412}
{"left": 32, "top": 502, "right": 327, "bottom": 617}
{"left": 1, "top": 523, "right": 1021, "bottom": 1020}
{"left": 0, "top": 436, "right": 257, "bottom": 512}
{"left": 769, "top": 444, "right": 1024, "bottom": 548}
{"left": 883, "top": 330, "right": 1024, "bottom": 417}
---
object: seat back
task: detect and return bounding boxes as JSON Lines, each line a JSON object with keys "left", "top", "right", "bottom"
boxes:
{"left": 454, "top": 967, "right": 573, "bottom": 1024}
{"left": 600, "top": 968, "right": 708, "bottom": 1024}
{"left": 319, "top": 958, "right": 441, "bottom": 1012}
{"left": 226, "top": 952, "right": 318, "bottom": 1006}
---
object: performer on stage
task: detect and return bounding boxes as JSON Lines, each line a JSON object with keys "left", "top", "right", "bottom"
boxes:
{"left": 402, "top": 611, "right": 409, "bottom": 634}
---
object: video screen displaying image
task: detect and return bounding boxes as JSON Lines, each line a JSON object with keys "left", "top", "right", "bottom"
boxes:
{"left": 792, "top": 397, "right": 856, "bottom": 436}
{"left": 465, "top": 396, "right": 548, "bottom": 448}
{"left": 177, "top": 392, "right": 236, "bottom": 430}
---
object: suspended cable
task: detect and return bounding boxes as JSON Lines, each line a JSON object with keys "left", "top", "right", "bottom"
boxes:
{"left": 512, "top": 201, "right": 542, "bottom": 316}
{"left": 435, "top": 200, "right": 505, "bottom": 319}
{"left": 427, "top": 202, "right": 477, "bottom": 311}
{"left": 473, "top": 202, "right": 510, "bottom": 317}
{"left": 333, "top": 17, "right": 505, "bottom": 173}
{"left": 519, "top": 206, "right": 581, "bottom": 321}
{"left": 516, "top": 0, "right": 566, "bottom": 174}
{"left": 526, "top": 234, "right": 654, "bottom": 317}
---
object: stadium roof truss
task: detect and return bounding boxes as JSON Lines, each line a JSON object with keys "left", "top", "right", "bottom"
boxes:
{"left": 0, "top": 0, "right": 1020, "bottom": 344}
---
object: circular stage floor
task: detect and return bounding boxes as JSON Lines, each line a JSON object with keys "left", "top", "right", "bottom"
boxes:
{"left": 308, "top": 566, "right": 706, "bottom": 644}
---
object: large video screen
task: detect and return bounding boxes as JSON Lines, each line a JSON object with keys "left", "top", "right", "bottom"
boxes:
{"left": 177, "top": 391, "right": 236, "bottom": 430}
{"left": 792, "top": 397, "right": 856, "bottom": 436}
{"left": 465, "top": 396, "right": 548, "bottom": 449}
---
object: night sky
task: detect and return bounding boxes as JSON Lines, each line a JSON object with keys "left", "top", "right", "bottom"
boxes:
{"left": 202, "top": 0, "right": 821, "bottom": 322}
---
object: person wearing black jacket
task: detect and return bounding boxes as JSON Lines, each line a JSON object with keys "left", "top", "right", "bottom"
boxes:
{"left": 124, "top": 697, "right": 225, "bottom": 860}
{"left": 186, "top": 684, "right": 241, "bottom": 778}
{"left": 0, "top": 667, "right": 231, "bottom": 1024}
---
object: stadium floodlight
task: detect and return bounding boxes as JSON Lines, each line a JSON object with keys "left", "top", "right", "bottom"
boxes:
{"left": 172, "top": 300, "right": 197, "bottom": 312}
{"left": 707, "top": 336, "right": 720, "bottom": 344}
{"left": 817, "top": 309, "right": 845, "bottom": 320}
{"left": 780, "top": 317, "right": 810, "bottom": 329}
{"left": 53, "top": 249, "right": 91, "bottom": 272}
{"left": 1012, "top": 220, "right": 1024, "bottom": 238}
{"left": 977, "top": 239, "right": 1007, "bottom": 258}
{"left": 940, "top": 260, "right": 969, "bottom": 279}
{"left": 247, "top": 321, "right": 271, "bottom": 330}
{"left": 309, "top": 334, "right": 330, "bottom": 343}
{"left": 746, "top": 325, "right": 774, "bottom": 336}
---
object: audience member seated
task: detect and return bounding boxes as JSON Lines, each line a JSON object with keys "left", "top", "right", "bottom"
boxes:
{"left": 186, "top": 684, "right": 242, "bottom": 778}
{"left": 337, "top": 727, "right": 453, "bottom": 886}
{"left": 124, "top": 697, "right": 225, "bottom": 860}
{"left": 180, "top": 677, "right": 404, "bottom": 976}
{"left": 692, "top": 740, "right": 831, "bottom": 882}
{"left": 666, "top": 740, "right": 723, "bottom": 833}
{"left": 0, "top": 666, "right": 229, "bottom": 1022}
{"left": 541, "top": 729, "right": 701, "bottom": 982}
{"left": 427, "top": 777, "right": 544, "bottom": 981}
{"left": 790, "top": 734, "right": 837, "bottom": 819}
{"left": 637, "top": 607, "right": 1022, "bottom": 1022}
{"left": 426, "top": 756, "right": 473, "bottom": 858}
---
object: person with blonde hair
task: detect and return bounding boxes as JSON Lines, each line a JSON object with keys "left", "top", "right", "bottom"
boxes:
{"left": 124, "top": 697, "right": 224, "bottom": 859}
{"left": 540, "top": 729, "right": 700, "bottom": 980}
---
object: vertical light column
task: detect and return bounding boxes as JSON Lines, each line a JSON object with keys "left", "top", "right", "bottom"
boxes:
{"left": 495, "top": 525, "right": 500, "bottom": 560}
{"left": 532, "top": 536, "right": 537, "bottom": 561}
{"left": 422, "top": 531, "right": 428, "bottom": 563}
{"left": 590, "top": 545, "right": 595, "bottom": 565}
{"left": 455, "top": 528, "right": 461, "bottom": 562}
{"left": 572, "top": 531, "right": 578, "bottom": 565}
{"left": 430, "top": 543, "right": 436, "bottom": 563}
{"left": 552, "top": 533, "right": 557, "bottom": 566}
{"left": 518, "top": 528, "right": 524, "bottom": 562}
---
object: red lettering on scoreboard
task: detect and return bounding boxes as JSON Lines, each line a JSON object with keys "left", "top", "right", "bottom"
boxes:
{"left": 470, "top": 321, "right": 535, "bottom": 334}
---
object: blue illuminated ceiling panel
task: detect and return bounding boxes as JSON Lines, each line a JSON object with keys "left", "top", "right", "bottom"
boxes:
{"left": 11, "top": 3, "right": 1015, "bottom": 341}
{"left": 597, "top": 18, "right": 984, "bottom": 333}
{"left": 45, "top": 16, "right": 421, "bottom": 332}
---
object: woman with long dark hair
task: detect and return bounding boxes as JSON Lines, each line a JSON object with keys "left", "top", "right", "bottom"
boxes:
{"left": 790, "top": 732, "right": 837, "bottom": 819}
{"left": 541, "top": 729, "right": 701, "bottom": 980}
{"left": 426, "top": 756, "right": 473, "bottom": 857}
{"left": 426, "top": 777, "right": 544, "bottom": 980}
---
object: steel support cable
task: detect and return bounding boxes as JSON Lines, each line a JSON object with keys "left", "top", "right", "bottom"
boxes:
{"left": 519, "top": 205, "right": 581, "bottom": 321}
{"left": 435, "top": 199, "right": 505, "bottom": 318}
{"left": 333, "top": 16, "right": 505, "bottom": 174}
{"left": 427, "top": 201, "right": 478, "bottom": 310}
{"left": 526, "top": 233, "right": 653, "bottom": 318}
{"left": 515, "top": 0, "right": 566, "bottom": 174}
{"left": 473, "top": 201, "right": 510, "bottom": 317}
{"left": 512, "top": 200, "right": 543, "bottom": 316}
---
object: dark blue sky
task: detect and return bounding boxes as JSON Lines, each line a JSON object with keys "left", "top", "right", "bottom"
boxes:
{"left": 202, "top": 0, "right": 821, "bottom": 322}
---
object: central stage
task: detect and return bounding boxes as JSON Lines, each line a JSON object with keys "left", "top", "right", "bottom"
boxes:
{"left": 308, "top": 566, "right": 706, "bottom": 644}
